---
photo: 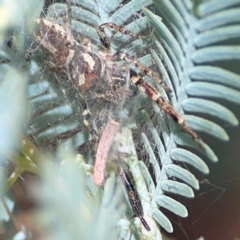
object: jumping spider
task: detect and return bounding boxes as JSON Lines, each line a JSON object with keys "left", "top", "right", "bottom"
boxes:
{"left": 33, "top": 15, "right": 204, "bottom": 232}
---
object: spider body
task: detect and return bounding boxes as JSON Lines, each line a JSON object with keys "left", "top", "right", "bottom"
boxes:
{"left": 35, "top": 18, "right": 129, "bottom": 136}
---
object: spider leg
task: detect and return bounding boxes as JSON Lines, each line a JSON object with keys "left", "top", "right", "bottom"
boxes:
{"left": 97, "top": 23, "right": 171, "bottom": 92}
{"left": 115, "top": 153, "right": 151, "bottom": 231}
{"left": 82, "top": 108, "right": 99, "bottom": 141}
{"left": 112, "top": 51, "right": 171, "bottom": 92}
{"left": 130, "top": 70, "right": 204, "bottom": 150}
{"left": 97, "top": 22, "right": 139, "bottom": 49}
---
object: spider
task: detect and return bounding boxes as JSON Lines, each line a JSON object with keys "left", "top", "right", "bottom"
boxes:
{"left": 33, "top": 15, "right": 204, "bottom": 232}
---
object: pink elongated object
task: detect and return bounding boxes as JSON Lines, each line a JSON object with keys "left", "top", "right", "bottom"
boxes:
{"left": 93, "top": 120, "right": 119, "bottom": 186}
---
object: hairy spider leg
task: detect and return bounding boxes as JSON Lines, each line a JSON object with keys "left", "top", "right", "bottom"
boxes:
{"left": 115, "top": 155, "right": 151, "bottom": 231}
{"left": 130, "top": 70, "right": 204, "bottom": 150}
{"left": 97, "top": 23, "right": 171, "bottom": 92}
{"left": 98, "top": 22, "right": 139, "bottom": 49}
{"left": 112, "top": 51, "right": 171, "bottom": 92}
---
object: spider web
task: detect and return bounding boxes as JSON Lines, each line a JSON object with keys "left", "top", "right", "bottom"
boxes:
{"left": 26, "top": 0, "right": 240, "bottom": 238}
{"left": 1, "top": 0, "right": 240, "bottom": 239}
{"left": 168, "top": 162, "right": 240, "bottom": 240}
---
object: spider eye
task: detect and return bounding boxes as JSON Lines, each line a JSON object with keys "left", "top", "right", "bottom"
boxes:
{"left": 114, "top": 79, "right": 125, "bottom": 88}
